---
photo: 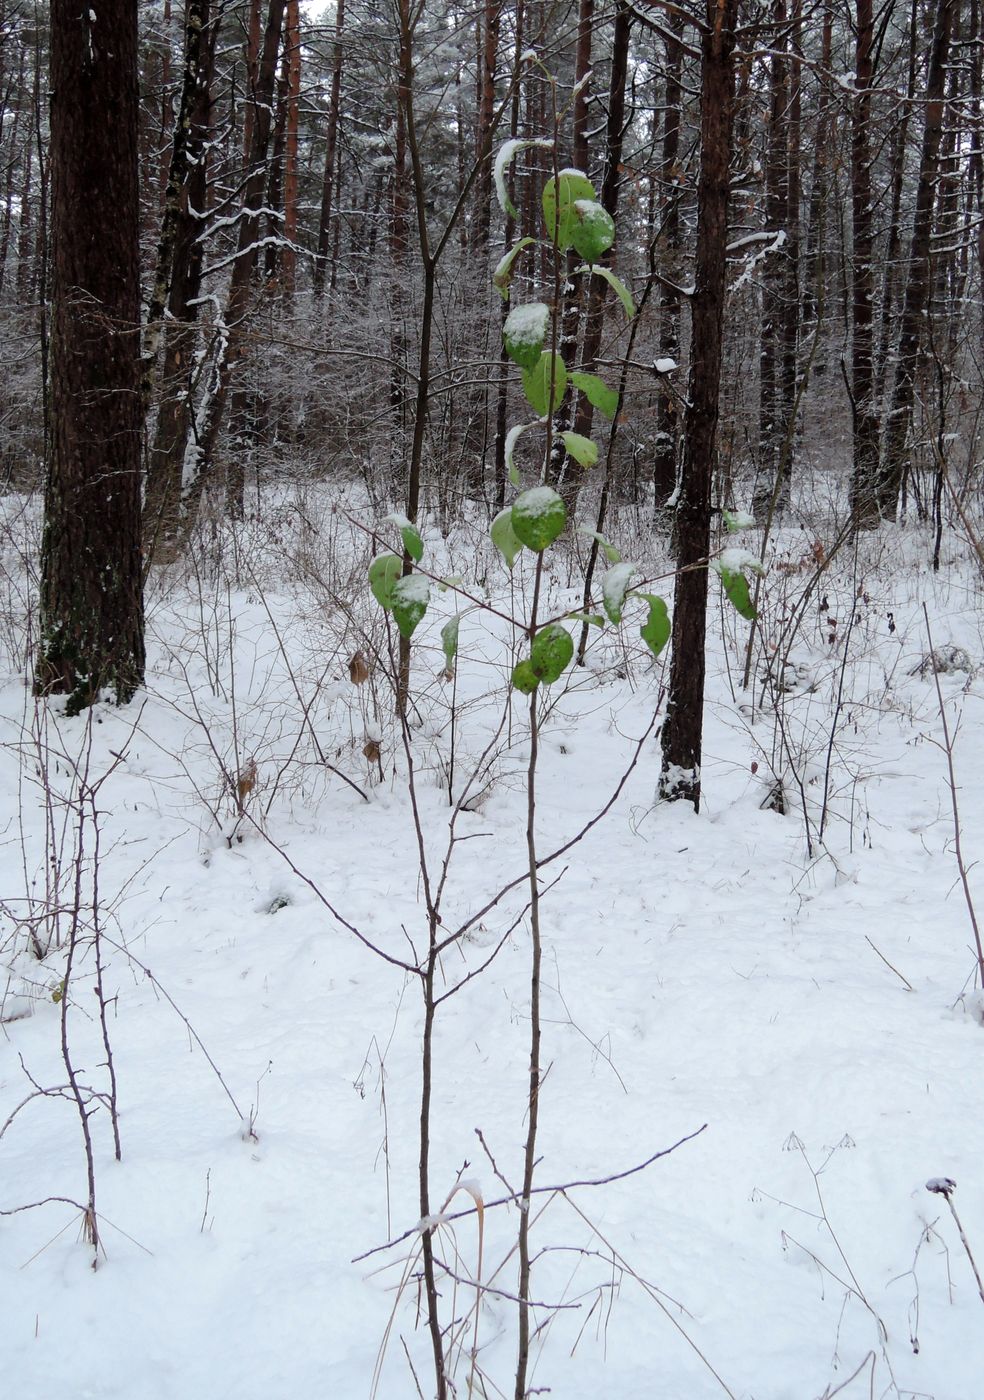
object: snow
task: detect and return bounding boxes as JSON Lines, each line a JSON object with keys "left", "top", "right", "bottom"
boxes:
{"left": 654, "top": 357, "right": 678, "bottom": 374}
{"left": 503, "top": 301, "right": 549, "bottom": 351}
{"left": 2, "top": 493, "right": 984, "bottom": 1398}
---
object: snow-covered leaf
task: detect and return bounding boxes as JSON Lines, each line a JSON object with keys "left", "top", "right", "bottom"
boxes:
{"left": 494, "top": 138, "right": 553, "bottom": 220}
{"left": 504, "top": 423, "right": 528, "bottom": 487}
{"left": 391, "top": 574, "right": 430, "bottom": 639}
{"left": 383, "top": 512, "right": 424, "bottom": 563}
{"left": 571, "top": 199, "right": 615, "bottom": 261}
{"left": 601, "top": 561, "right": 637, "bottom": 624}
{"left": 542, "top": 170, "right": 595, "bottom": 250}
{"left": 503, "top": 302, "right": 550, "bottom": 370}
{"left": 511, "top": 486, "right": 566, "bottom": 552}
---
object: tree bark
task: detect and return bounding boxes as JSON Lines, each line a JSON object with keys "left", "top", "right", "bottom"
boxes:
{"left": 659, "top": 0, "right": 739, "bottom": 810}
{"left": 878, "top": 0, "right": 957, "bottom": 516}
{"left": 847, "top": 0, "right": 881, "bottom": 526}
{"left": 38, "top": 0, "right": 145, "bottom": 712}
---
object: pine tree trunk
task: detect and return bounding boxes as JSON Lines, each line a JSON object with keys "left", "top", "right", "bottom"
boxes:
{"left": 38, "top": 0, "right": 145, "bottom": 712}
{"left": 313, "top": 0, "right": 345, "bottom": 296}
{"left": 653, "top": 12, "right": 685, "bottom": 511}
{"left": 878, "top": 0, "right": 956, "bottom": 516}
{"left": 847, "top": 0, "right": 881, "bottom": 526}
{"left": 659, "top": 0, "right": 739, "bottom": 810}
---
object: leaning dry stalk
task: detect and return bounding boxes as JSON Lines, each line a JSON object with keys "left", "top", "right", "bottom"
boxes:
{"left": 926, "top": 1178, "right": 984, "bottom": 1307}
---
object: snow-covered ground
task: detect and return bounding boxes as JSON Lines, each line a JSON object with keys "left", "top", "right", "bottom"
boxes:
{"left": 2, "top": 490, "right": 983, "bottom": 1399}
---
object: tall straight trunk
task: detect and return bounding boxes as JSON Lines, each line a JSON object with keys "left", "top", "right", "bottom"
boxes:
{"left": 847, "top": 0, "right": 880, "bottom": 526}
{"left": 142, "top": 0, "right": 213, "bottom": 409}
{"left": 313, "top": 0, "right": 344, "bottom": 296}
{"left": 879, "top": 0, "right": 957, "bottom": 516}
{"left": 654, "top": 11, "right": 685, "bottom": 509}
{"left": 753, "top": 0, "right": 787, "bottom": 518}
{"left": 264, "top": 35, "right": 290, "bottom": 282}
{"left": 38, "top": 0, "right": 144, "bottom": 712}
{"left": 659, "top": 0, "right": 739, "bottom": 811}
{"left": 281, "top": 0, "right": 301, "bottom": 293}
{"left": 571, "top": 1, "right": 631, "bottom": 443}
{"left": 144, "top": 0, "right": 219, "bottom": 561}
{"left": 548, "top": 0, "right": 593, "bottom": 503}
{"left": 181, "top": 0, "right": 287, "bottom": 526}
{"left": 874, "top": 0, "right": 917, "bottom": 409}
{"left": 801, "top": 2, "right": 832, "bottom": 328}
{"left": 473, "top": 0, "right": 501, "bottom": 248}
{"left": 493, "top": 0, "right": 525, "bottom": 508}
{"left": 777, "top": 0, "right": 801, "bottom": 503}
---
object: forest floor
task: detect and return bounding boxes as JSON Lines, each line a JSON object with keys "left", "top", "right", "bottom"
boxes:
{"left": 1, "top": 484, "right": 983, "bottom": 1399}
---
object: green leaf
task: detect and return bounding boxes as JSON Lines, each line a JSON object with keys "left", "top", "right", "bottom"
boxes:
{"left": 511, "top": 486, "right": 566, "bottom": 552}
{"left": 530, "top": 623, "right": 573, "bottom": 683}
{"left": 718, "top": 567, "right": 757, "bottom": 621}
{"left": 589, "top": 264, "right": 635, "bottom": 318}
{"left": 560, "top": 431, "right": 599, "bottom": 468}
{"left": 369, "top": 553, "right": 402, "bottom": 610}
{"left": 542, "top": 171, "right": 595, "bottom": 249}
{"left": 569, "top": 371, "right": 619, "bottom": 420}
{"left": 504, "top": 422, "right": 528, "bottom": 487}
{"left": 391, "top": 575, "right": 430, "bottom": 639}
{"left": 491, "top": 507, "right": 523, "bottom": 569}
{"left": 504, "top": 302, "right": 550, "bottom": 370}
{"left": 636, "top": 593, "right": 671, "bottom": 658}
{"left": 384, "top": 512, "right": 424, "bottom": 563}
{"left": 571, "top": 199, "right": 615, "bottom": 261}
{"left": 601, "top": 561, "right": 637, "bottom": 624}
{"left": 577, "top": 527, "right": 621, "bottom": 564}
{"left": 566, "top": 611, "right": 605, "bottom": 627}
{"left": 522, "top": 351, "right": 567, "bottom": 417}
{"left": 493, "top": 237, "right": 535, "bottom": 299}
{"left": 441, "top": 616, "right": 459, "bottom": 671}
{"left": 512, "top": 659, "right": 540, "bottom": 694}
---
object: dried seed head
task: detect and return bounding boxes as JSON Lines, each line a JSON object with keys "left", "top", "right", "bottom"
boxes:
{"left": 363, "top": 739, "right": 381, "bottom": 763}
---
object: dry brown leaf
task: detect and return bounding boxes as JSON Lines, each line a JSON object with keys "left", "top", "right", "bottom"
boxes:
{"left": 348, "top": 651, "right": 370, "bottom": 685}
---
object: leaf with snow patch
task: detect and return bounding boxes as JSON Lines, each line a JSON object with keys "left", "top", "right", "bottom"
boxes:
{"left": 441, "top": 616, "right": 459, "bottom": 672}
{"left": 383, "top": 512, "right": 424, "bottom": 563}
{"left": 569, "top": 371, "right": 619, "bottom": 420}
{"left": 588, "top": 264, "right": 635, "bottom": 318}
{"left": 567, "top": 611, "right": 605, "bottom": 627}
{"left": 491, "top": 507, "right": 523, "bottom": 569}
{"left": 511, "top": 659, "right": 539, "bottom": 694}
{"left": 391, "top": 574, "right": 430, "bottom": 639}
{"left": 636, "top": 593, "right": 670, "bottom": 658}
{"left": 522, "top": 351, "right": 567, "bottom": 417}
{"left": 577, "top": 527, "right": 621, "bottom": 563}
{"left": 722, "top": 509, "right": 756, "bottom": 533}
{"left": 530, "top": 623, "right": 573, "bottom": 684}
{"left": 493, "top": 237, "right": 535, "bottom": 299}
{"left": 571, "top": 199, "right": 615, "bottom": 261}
{"left": 717, "top": 567, "right": 757, "bottom": 621}
{"left": 560, "top": 431, "right": 598, "bottom": 468}
{"left": 504, "top": 302, "right": 550, "bottom": 371}
{"left": 601, "top": 561, "right": 638, "bottom": 624}
{"left": 494, "top": 137, "right": 554, "bottom": 220}
{"left": 369, "top": 553, "right": 402, "bottom": 609}
{"left": 714, "top": 548, "right": 763, "bottom": 621}
{"left": 542, "top": 171, "right": 595, "bottom": 250}
{"left": 511, "top": 486, "right": 566, "bottom": 552}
